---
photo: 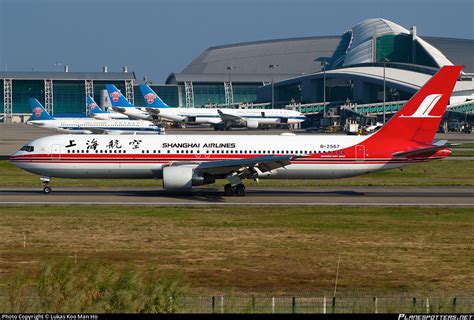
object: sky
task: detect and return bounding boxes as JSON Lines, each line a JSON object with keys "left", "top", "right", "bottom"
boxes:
{"left": 0, "top": 0, "right": 472, "bottom": 82}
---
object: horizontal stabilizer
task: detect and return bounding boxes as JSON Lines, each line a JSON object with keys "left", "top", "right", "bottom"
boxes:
{"left": 392, "top": 143, "right": 451, "bottom": 158}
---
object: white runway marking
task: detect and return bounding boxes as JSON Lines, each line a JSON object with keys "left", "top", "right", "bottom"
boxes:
{"left": 1, "top": 201, "right": 473, "bottom": 207}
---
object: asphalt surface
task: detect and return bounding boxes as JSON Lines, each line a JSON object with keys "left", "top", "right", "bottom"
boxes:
{"left": 1, "top": 186, "right": 473, "bottom": 207}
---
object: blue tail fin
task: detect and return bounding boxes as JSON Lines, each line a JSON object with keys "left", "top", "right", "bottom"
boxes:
{"left": 139, "top": 84, "right": 171, "bottom": 108}
{"left": 86, "top": 96, "right": 107, "bottom": 114}
{"left": 29, "top": 99, "right": 55, "bottom": 120}
{"left": 105, "top": 84, "right": 134, "bottom": 107}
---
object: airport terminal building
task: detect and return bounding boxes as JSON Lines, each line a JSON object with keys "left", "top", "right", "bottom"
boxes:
{"left": 1, "top": 18, "right": 473, "bottom": 124}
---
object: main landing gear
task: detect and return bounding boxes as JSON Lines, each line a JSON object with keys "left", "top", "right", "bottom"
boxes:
{"left": 224, "top": 183, "right": 246, "bottom": 197}
{"left": 41, "top": 176, "right": 51, "bottom": 194}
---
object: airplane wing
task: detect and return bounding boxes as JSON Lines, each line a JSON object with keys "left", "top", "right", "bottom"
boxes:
{"left": 392, "top": 140, "right": 454, "bottom": 157}
{"left": 145, "top": 107, "right": 160, "bottom": 115}
{"left": 111, "top": 106, "right": 126, "bottom": 113}
{"left": 81, "top": 127, "right": 114, "bottom": 134}
{"left": 217, "top": 109, "right": 245, "bottom": 124}
{"left": 195, "top": 155, "right": 293, "bottom": 177}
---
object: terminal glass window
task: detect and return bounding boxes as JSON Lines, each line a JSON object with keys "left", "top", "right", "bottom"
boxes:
{"left": 193, "top": 83, "right": 225, "bottom": 106}
{"left": 413, "top": 42, "right": 438, "bottom": 68}
{"left": 54, "top": 80, "right": 86, "bottom": 115}
{"left": 375, "top": 34, "right": 412, "bottom": 64}
{"left": 277, "top": 82, "right": 303, "bottom": 104}
{"left": 12, "top": 80, "right": 45, "bottom": 113}
{"left": 233, "top": 84, "right": 258, "bottom": 104}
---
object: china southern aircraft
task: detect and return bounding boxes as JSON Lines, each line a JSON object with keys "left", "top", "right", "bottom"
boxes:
{"left": 26, "top": 99, "right": 163, "bottom": 134}
{"left": 138, "top": 84, "right": 306, "bottom": 130}
{"left": 105, "top": 84, "right": 159, "bottom": 122}
{"left": 86, "top": 96, "right": 129, "bottom": 120}
{"left": 12, "top": 66, "right": 461, "bottom": 195}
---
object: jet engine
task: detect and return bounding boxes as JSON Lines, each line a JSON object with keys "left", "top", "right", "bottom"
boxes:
{"left": 162, "top": 165, "right": 215, "bottom": 191}
{"left": 245, "top": 120, "right": 259, "bottom": 129}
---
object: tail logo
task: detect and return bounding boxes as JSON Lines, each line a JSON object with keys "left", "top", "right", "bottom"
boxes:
{"left": 88, "top": 103, "right": 97, "bottom": 111}
{"left": 109, "top": 91, "right": 121, "bottom": 102}
{"left": 401, "top": 94, "right": 443, "bottom": 118}
{"left": 33, "top": 107, "right": 42, "bottom": 117}
{"left": 144, "top": 93, "right": 156, "bottom": 104}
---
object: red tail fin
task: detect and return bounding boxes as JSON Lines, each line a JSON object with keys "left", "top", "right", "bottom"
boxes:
{"left": 369, "top": 65, "right": 462, "bottom": 146}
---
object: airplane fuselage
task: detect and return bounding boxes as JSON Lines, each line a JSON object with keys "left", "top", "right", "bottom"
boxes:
{"left": 27, "top": 119, "right": 162, "bottom": 134}
{"left": 156, "top": 108, "right": 305, "bottom": 126}
{"left": 10, "top": 134, "right": 447, "bottom": 181}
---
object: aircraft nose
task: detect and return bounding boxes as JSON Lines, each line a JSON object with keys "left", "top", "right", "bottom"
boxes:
{"left": 10, "top": 149, "right": 22, "bottom": 164}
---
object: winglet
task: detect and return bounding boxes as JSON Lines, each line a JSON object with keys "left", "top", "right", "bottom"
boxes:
{"left": 139, "top": 84, "right": 171, "bottom": 108}
{"left": 29, "top": 99, "right": 55, "bottom": 120}
{"left": 105, "top": 84, "right": 134, "bottom": 107}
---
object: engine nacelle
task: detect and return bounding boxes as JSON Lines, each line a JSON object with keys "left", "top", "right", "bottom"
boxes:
{"left": 162, "top": 165, "right": 215, "bottom": 191}
{"left": 245, "top": 120, "right": 259, "bottom": 129}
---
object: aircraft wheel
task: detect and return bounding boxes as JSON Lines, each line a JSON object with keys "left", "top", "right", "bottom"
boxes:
{"left": 224, "top": 184, "right": 234, "bottom": 196}
{"left": 43, "top": 186, "right": 51, "bottom": 194}
{"left": 235, "top": 184, "right": 246, "bottom": 197}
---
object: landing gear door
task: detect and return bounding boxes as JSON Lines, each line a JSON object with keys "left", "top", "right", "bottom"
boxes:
{"left": 355, "top": 145, "right": 365, "bottom": 161}
{"left": 51, "top": 144, "right": 61, "bottom": 160}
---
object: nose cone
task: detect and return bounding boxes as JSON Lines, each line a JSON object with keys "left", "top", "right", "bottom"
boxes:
{"left": 10, "top": 150, "right": 23, "bottom": 168}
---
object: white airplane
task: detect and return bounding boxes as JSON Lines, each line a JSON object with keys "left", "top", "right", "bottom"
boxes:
{"left": 12, "top": 66, "right": 461, "bottom": 195}
{"left": 86, "top": 96, "right": 129, "bottom": 120}
{"left": 26, "top": 99, "right": 163, "bottom": 134}
{"left": 105, "top": 84, "right": 159, "bottom": 122}
{"left": 139, "top": 84, "right": 306, "bottom": 130}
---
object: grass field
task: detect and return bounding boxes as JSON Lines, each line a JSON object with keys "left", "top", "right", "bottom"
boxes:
{"left": 1, "top": 159, "right": 473, "bottom": 188}
{"left": 0, "top": 206, "right": 473, "bottom": 296}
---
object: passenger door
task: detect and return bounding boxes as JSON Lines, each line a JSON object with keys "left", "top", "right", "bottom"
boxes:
{"left": 51, "top": 144, "right": 61, "bottom": 160}
{"left": 355, "top": 145, "right": 365, "bottom": 161}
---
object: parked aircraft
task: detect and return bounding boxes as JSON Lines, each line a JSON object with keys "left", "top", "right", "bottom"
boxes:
{"left": 139, "top": 84, "right": 306, "bottom": 130}
{"left": 105, "top": 84, "right": 159, "bottom": 122}
{"left": 87, "top": 96, "right": 129, "bottom": 120}
{"left": 12, "top": 66, "right": 461, "bottom": 195}
{"left": 26, "top": 99, "right": 163, "bottom": 134}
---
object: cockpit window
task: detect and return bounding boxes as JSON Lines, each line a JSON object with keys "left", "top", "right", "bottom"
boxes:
{"left": 20, "top": 145, "right": 34, "bottom": 152}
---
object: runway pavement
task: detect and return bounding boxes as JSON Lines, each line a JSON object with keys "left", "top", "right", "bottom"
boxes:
{"left": 1, "top": 186, "right": 473, "bottom": 207}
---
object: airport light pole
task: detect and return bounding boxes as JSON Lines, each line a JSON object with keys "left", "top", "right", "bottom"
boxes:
{"left": 226, "top": 66, "right": 235, "bottom": 108}
{"left": 53, "top": 61, "right": 61, "bottom": 72}
{"left": 383, "top": 58, "right": 390, "bottom": 124}
{"left": 321, "top": 59, "right": 329, "bottom": 118}
{"left": 269, "top": 64, "right": 279, "bottom": 108}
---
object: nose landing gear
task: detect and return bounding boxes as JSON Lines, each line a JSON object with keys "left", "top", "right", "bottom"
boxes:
{"left": 41, "top": 176, "right": 51, "bottom": 194}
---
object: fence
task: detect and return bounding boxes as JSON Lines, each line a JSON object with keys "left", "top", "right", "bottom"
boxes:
{"left": 178, "top": 295, "right": 473, "bottom": 314}
{"left": 1, "top": 293, "right": 472, "bottom": 313}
